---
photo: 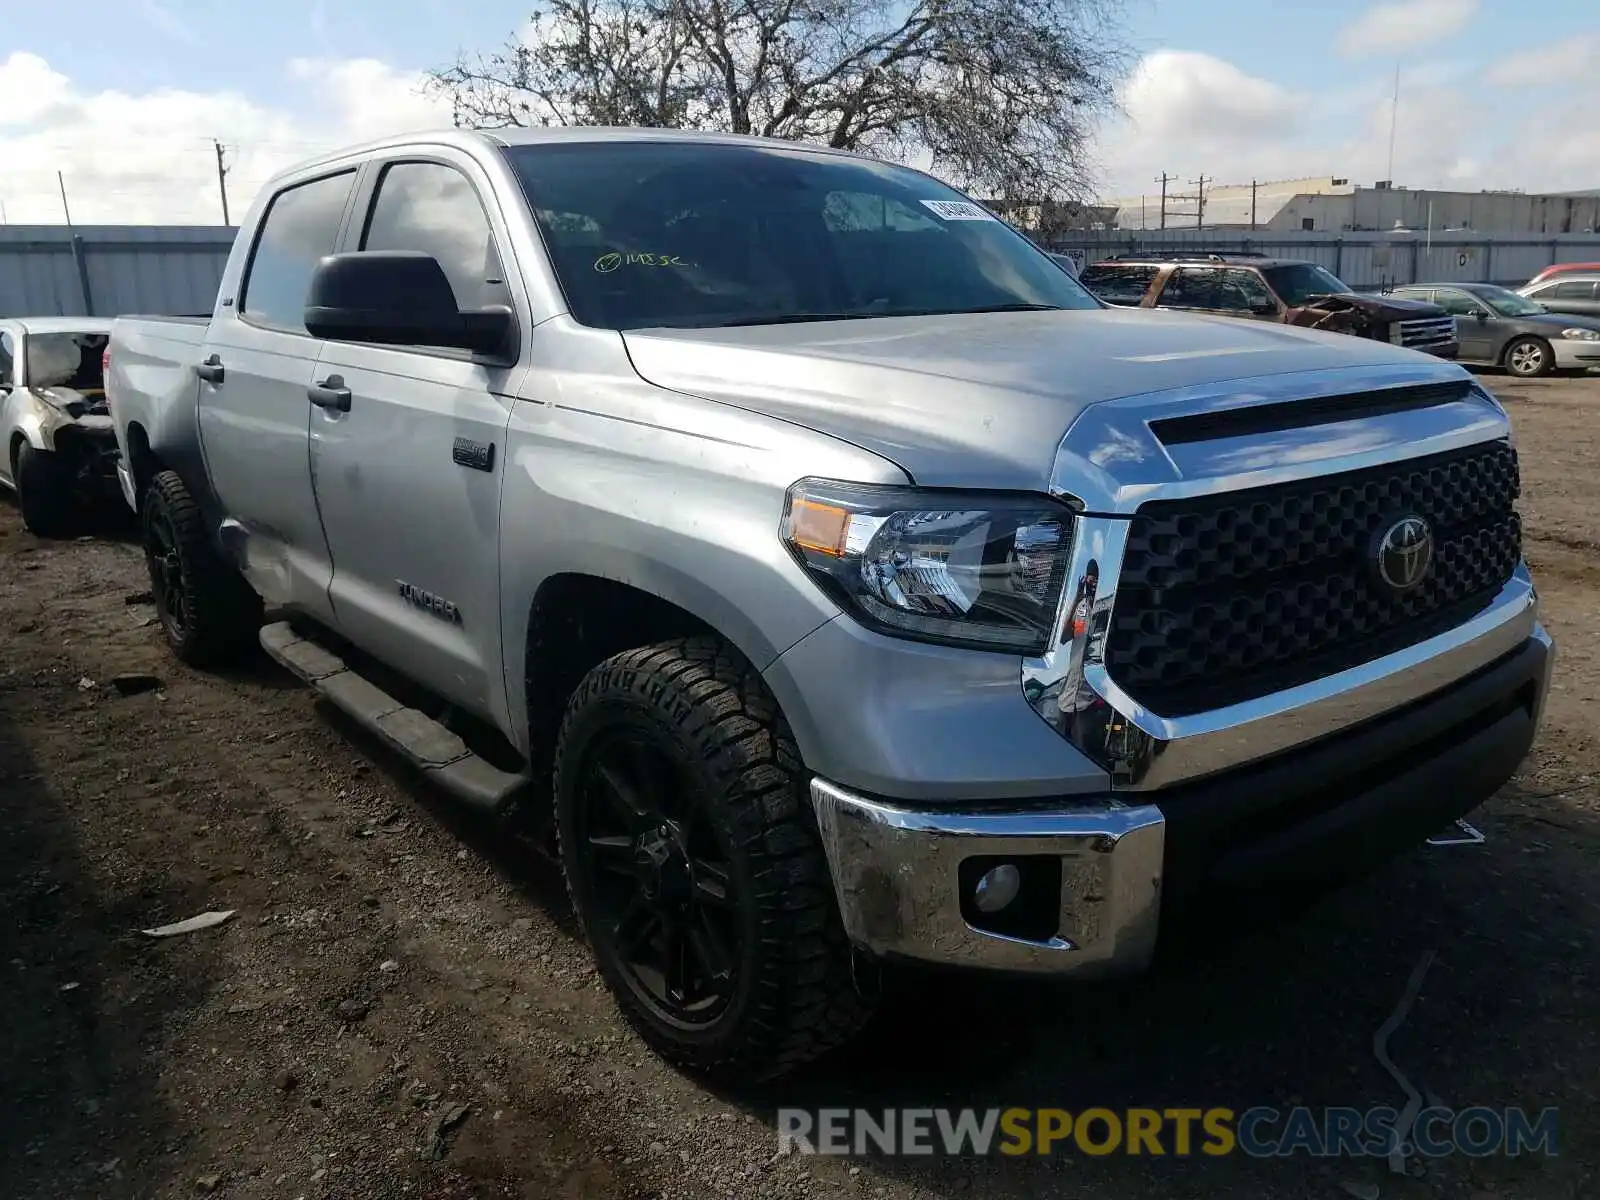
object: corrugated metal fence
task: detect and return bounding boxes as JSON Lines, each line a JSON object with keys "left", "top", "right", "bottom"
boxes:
{"left": 1044, "top": 230, "right": 1600, "bottom": 291}
{"left": 0, "top": 225, "right": 236, "bottom": 318}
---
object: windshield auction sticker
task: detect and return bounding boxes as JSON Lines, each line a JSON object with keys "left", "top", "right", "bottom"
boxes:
{"left": 919, "top": 200, "right": 995, "bottom": 221}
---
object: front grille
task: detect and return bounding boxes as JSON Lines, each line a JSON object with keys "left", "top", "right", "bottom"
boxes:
{"left": 1105, "top": 440, "right": 1521, "bottom": 716}
{"left": 1396, "top": 316, "right": 1457, "bottom": 353}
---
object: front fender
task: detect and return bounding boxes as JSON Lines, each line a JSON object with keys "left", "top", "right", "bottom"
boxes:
{"left": 9, "top": 394, "right": 64, "bottom": 453}
{"left": 495, "top": 369, "right": 906, "bottom": 753}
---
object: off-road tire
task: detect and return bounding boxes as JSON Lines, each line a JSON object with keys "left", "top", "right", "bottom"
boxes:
{"left": 554, "top": 636, "right": 874, "bottom": 1079}
{"left": 1504, "top": 335, "right": 1553, "bottom": 378}
{"left": 15, "top": 443, "right": 73, "bottom": 537}
{"left": 142, "top": 469, "right": 262, "bottom": 667}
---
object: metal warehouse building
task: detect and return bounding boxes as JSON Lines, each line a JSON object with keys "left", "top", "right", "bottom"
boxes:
{"left": 0, "top": 225, "right": 235, "bottom": 319}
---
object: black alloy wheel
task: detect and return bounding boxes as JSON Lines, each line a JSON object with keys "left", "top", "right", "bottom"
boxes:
{"left": 574, "top": 727, "right": 741, "bottom": 1029}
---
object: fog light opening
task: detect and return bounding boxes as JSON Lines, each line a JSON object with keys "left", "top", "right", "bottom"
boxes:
{"left": 973, "top": 863, "right": 1022, "bottom": 913}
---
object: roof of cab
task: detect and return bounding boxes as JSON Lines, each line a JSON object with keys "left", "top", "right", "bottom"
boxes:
{"left": 262, "top": 125, "right": 870, "bottom": 185}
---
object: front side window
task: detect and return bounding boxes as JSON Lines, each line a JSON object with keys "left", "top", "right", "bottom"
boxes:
{"left": 1260, "top": 263, "right": 1352, "bottom": 307}
{"left": 1432, "top": 290, "right": 1482, "bottom": 317}
{"left": 503, "top": 141, "right": 1099, "bottom": 330}
{"left": 0, "top": 332, "right": 14, "bottom": 388}
{"left": 361, "top": 162, "right": 511, "bottom": 311}
{"left": 241, "top": 170, "right": 357, "bottom": 333}
{"left": 1078, "top": 263, "right": 1159, "bottom": 305}
{"left": 1551, "top": 280, "right": 1598, "bottom": 300}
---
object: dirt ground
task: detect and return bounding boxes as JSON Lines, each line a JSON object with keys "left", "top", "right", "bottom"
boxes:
{"left": 2, "top": 372, "right": 1597, "bottom": 1200}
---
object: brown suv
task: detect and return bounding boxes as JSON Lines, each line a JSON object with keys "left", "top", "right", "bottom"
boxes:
{"left": 1078, "top": 251, "right": 1459, "bottom": 359}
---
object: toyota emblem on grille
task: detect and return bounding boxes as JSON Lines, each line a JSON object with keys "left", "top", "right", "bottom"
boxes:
{"left": 1373, "top": 514, "right": 1433, "bottom": 592}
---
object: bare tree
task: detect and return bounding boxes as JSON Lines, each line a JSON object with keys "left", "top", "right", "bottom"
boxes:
{"left": 427, "top": 0, "right": 1129, "bottom": 201}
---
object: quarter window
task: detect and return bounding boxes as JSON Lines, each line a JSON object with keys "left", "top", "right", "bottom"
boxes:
{"left": 361, "top": 162, "right": 511, "bottom": 311}
{"left": 241, "top": 171, "right": 357, "bottom": 333}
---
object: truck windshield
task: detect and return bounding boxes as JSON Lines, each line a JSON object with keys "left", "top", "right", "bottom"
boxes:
{"left": 1261, "top": 263, "right": 1353, "bottom": 307}
{"left": 502, "top": 141, "right": 1100, "bottom": 330}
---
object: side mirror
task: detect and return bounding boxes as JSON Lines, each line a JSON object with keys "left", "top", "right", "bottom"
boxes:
{"left": 1475, "top": 309, "right": 1490, "bottom": 322}
{"left": 304, "top": 252, "right": 513, "bottom": 356}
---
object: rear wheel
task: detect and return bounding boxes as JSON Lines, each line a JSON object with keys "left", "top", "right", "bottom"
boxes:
{"left": 554, "top": 636, "right": 873, "bottom": 1079}
{"left": 142, "top": 469, "right": 262, "bottom": 666}
{"left": 15, "top": 443, "right": 72, "bottom": 537}
{"left": 1504, "top": 336, "right": 1553, "bottom": 378}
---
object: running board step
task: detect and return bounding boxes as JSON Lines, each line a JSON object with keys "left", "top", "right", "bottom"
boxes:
{"left": 259, "top": 621, "right": 530, "bottom": 815}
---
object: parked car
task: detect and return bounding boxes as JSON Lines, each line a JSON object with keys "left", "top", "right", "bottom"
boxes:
{"left": 1047, "top": 251, "right": 1081, "bottom": 279}
{"left": 1078, "top": 251, "right": 1459, "bottom": 358}
{"left": 1387, "top": 282, "right": 1600, "bottom": 377}
{"left": 1517, "top": 272, "right": 1600, "bottom": 319}
{"left": 1525, "top": 261, "right": 1600, "bottom": 288}
{"left": 0, "top": 317, "right": 118, "bottom": 535}
{"left": 108, "top": 128, "right": 1551, "bottom": 1080}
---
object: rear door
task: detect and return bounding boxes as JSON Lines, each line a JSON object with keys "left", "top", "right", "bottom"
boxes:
{"left": 1077, "top": 263, "right": 1160, "bottom": 307}
{"left": 308, "top": 152, "right": 527, "bottom": 722}
{"left": 196, "top": 168, "right": 359, "bottom": 621}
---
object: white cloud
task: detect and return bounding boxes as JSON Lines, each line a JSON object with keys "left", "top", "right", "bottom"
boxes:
{"left": 1336, "top": 0, "right": 1479, "bottom": 57}
{"left": 1487, "top": 33, "right": 1600, "bottom": 87}
{"left": 1096, "top": 47, "right": 1600, "bottom": 201}
{"left": 0, "top": 52, "right": 452, "bottom": 225}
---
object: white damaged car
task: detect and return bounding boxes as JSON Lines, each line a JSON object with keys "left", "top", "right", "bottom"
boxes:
{"left": 0, "top": 317, "right": 118, "bottom": 535}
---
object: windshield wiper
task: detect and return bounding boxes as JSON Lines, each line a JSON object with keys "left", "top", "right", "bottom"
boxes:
{"left": 713, "top": 311, "right": 904, "bottom": 328}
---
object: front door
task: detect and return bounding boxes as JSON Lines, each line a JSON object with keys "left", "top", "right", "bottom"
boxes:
{"left": 308, "top": 155, "right": 526, "bottom": 724}
{"left": 196, "top": 168, "right": 360, "bottom": 622}
{"left": 1433, "top": 288, "right": 1496, "bottom": 360}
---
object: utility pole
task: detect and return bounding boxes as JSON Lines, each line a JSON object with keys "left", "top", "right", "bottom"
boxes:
{"left": 1250, "top": 180, "right": 1258, "bottom": 231}
{"left": 57, "top": 171, "right": 73, "bottom": 226}
{"left": 1386, "top": 64, "right": 1401, "bottom": 185}
{"left": 1191, "top": 176, "right": 1209, "bottom": 228}
{"left": 214, "top": 140, "right": 232, "bottom": 226}
{"left": 1156, "top": 173, "right": 1174, "bottom": 230}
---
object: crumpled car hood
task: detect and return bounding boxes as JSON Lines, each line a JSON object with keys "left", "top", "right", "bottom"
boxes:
{"left": 622, "top": 307, "right": 1467, "bottom": 490}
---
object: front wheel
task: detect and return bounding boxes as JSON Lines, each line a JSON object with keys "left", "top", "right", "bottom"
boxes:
{"left": 1504, "top": 336, "right": 1553, "bottom": 378}
{"left": 15, "top": 443, "right": 72, "bottom": 537}
{"left": 141, "top": 469, "right": 262, "bottom": 666}
{"left": 554, "top": 636, "right": 873, "bottom": 1079}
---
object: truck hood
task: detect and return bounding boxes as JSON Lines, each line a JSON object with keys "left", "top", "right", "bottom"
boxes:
{"left": 622, "top": 307, "right": 1460, "bottom": 489}
{"left": 1310, "top": 293, "right": 1444, "bottom": 319}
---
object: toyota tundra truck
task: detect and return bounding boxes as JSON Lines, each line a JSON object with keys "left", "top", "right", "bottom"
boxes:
{"left": 106, "top": 129, "right": 1554, "bottom": 1079}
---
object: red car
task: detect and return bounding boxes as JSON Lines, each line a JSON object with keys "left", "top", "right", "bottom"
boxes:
{"left": 1526, "top": 262, "right": 1600, "bottom": 287}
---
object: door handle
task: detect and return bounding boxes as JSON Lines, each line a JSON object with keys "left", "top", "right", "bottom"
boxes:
{"left": 195, "top": 354, "right": 224, "bottom": 385}
{"left": 308, "top": 375, "right": 351, "bottom": 412}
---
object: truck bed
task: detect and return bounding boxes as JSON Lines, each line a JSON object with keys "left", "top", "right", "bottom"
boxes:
{"left": 107, "top": 315, "right": 212, "bottom": 512}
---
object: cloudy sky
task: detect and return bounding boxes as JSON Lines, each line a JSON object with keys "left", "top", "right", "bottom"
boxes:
{"left": 1, "top": 0, "right": 1596, "bottom": 224}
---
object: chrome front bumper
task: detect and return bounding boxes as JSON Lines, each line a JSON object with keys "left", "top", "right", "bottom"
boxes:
{"left": 811, "top": 778, "right": 1165, "bottom": 975}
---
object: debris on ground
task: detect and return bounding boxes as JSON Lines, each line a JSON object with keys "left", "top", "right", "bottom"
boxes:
{"left": 140, "top": 910, "right": 237, "bottom": 939}
{"left": 109, "top": 673, "right": 164, "bottom": 697}
{"left": 423, "top": 1103, "right": 470, "bottom": 1160}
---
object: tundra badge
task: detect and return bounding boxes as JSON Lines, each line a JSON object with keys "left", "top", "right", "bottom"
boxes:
{"left": 397, "top": 580, "right": 463, "bottom": 625}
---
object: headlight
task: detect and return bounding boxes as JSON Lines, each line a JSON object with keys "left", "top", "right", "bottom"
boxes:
{"left": 1560, "top": 328, "right": 1600, "bottom": 341}
{"left": 781, "top": 478, "right": 1075, "bottom": 654}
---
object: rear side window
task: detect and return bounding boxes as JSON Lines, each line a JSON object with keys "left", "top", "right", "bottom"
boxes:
{"left": 1156, "top": 267, "right": 1276, "bottom": 312}
{"left": 241, "top": 170, "right": 357, "bottom": 333}
{"left": 1551, "top": 280, "right": 1597, "bottom": 300}
{"left": 361, "top": 162, "right": 511, "bottom": 311}
{"left": 1078, "top": 264, "right": 1158, "bottom": 305}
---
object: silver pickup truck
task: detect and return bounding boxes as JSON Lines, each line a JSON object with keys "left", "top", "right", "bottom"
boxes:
{"left": 108, "top": 128, "right": 1553, "bottom": 1079}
